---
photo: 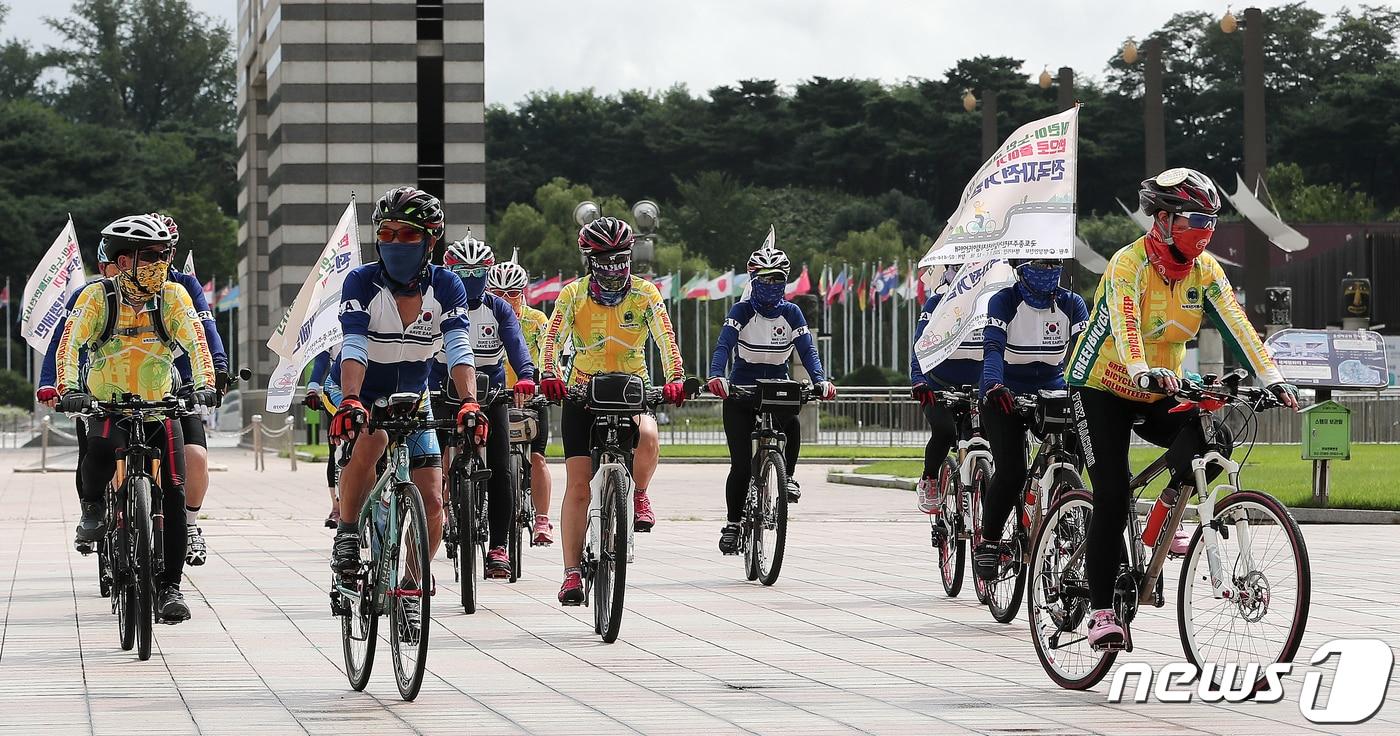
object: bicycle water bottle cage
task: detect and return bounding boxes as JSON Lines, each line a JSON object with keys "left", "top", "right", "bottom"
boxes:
{"left": 754, "top": 379, "right": 802, "bottom": 410}
{"left": 587, "top": 373, "right": 646, "bottom": 414}
{"left": 381, "top": 392, "right": 421, "bottom": 419}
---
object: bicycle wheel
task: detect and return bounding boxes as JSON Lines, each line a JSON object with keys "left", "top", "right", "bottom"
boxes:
{"left": 970, "top": 458, "right": 993, "bottom": 605}
{"left": 1178, "top": 490, "right": 1310, "bottom": 698}
{"left": 507, "top": 453, "right": 523, "bottom": 583}
{"left": 389, "top": 482, "right": 432, "bottom": 701}
{"left": 934, "top": 457, "right": 965, "bottom": 597}
{"left": 594, "top": 467, "right": 629, "bottom": 643}
{"left": 456, "top": 462, "right": 480, "bottom": 614}
{"left": 751, "top": 450, "right": 789, "bottom": 586}
{"left": 127, "top": 478, "right": 155, "bottom": 661}
{"left": 1027, "top": 489, "right": 1117, "bottom": 690}
{"left": 114, "top": 485, "right": 135, "bottom": 651}
{"left": 341, "top": 520, "right": 378, "bottom": 692}
{"left": 986, "top": 521, "right": 1026, "bottom": 624}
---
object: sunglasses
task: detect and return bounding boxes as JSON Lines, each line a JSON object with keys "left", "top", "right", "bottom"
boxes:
{"left": 451, "top": 266, "right": 489, "bottom": 278}
{"left": 1176, "top": 213, "right": 1218, "bottom": 230}
{"left": 377, "top": 226, "right": 426, "bottom": 244}
{"left": 753, "top": 272, "right": 787, "bottom": 284}
{"left": 136, "top": 248, "right": 174, "bottom": 264}
{"left": 491, "top": 288, "right": 524, "bottom": 299}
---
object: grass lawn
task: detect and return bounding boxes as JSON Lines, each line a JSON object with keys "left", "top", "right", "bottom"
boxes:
{"left": 294, "top": 442, "right": 924, "bottom": 461}
{"left": 854, "top": 444, "right": 1400, "bottom": 512}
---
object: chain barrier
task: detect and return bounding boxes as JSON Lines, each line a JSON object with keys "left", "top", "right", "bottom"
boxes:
{"left": 30, "top": 412, "right": 301, "bottom": 473}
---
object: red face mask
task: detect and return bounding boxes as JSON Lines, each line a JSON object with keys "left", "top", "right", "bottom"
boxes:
{"left": 1146, "top": 214, "right": 1214, "bottom": 282}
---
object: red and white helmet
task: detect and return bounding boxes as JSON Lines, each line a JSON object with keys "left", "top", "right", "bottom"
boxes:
{"left": 1139, "top": 168, "right": 1221, "bottom": 216}
{"left": 577, "top": 216, "right": 634, "bottom": 255}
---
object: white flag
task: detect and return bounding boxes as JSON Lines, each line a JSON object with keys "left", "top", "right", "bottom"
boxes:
{"left": 183, "top": 250, "right": 196, "bottom": 280}
{"left": 21, "top": 218, "right": 87, "bottom": 353}
{"left": 913, "top": 260, "right": 1016, "bottom": 374}
{"left": 264, "top": 200, "right": 362, "bottom": 413}
{"left": 920, "top": 107, "right": 1079, "bottom": 266}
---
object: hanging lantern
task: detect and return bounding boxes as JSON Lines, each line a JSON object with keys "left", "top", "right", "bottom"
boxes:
{"left": 1221, "top": 8, "right": 1238, "bottom": 33}
{"left": 1121, "top": 39, "right": 1139, "bottom": 64}
{"left": 962, "top": 89, "right": 976, "bottom": 112}
{"left": 1039, "top": 67, "right": 1053, "bottom": 89}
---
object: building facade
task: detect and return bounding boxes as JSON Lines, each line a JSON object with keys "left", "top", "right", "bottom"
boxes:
{"left": 236, "top": 0, "right": 486, "bottom": 390}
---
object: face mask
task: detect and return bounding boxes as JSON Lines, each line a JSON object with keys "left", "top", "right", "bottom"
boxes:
{"left": 751, "top": 280, "right": 786, "bottom": 311}
{"left": 1170, "top": 220, "right": 1213, "bottom": 260}
{"left": 379, "top": 243, "right": 426, "bottom": 292}
{"left": 120, "top": 260, "right": 169, "bottom": 299}
{"left": 589, "top": 257, "right": 631, "bottom": 294}
{"left": 461, "top": 274, "right": 488, "bottom": 304}
{"left": 1015, "top": 263, "right": 1061, "bottom": 309}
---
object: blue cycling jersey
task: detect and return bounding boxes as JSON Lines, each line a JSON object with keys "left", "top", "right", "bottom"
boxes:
{"left": 169, "top": 268, "right": 228, "bottom": 382}
{"left": 429, "top": 292, "right": 535, "bottom": 389}
{"left": 708, "top": 299, "right": 824, "bottom": 386}
{"left": 980, "top": 285, "right": 1089, "bottom": 396}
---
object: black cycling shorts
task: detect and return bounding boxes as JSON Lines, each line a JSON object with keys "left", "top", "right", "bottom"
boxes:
{"left": 530, "top": 404, "right": 551, "bottom": 456}
{"left": 180, "top": 414, "right": 207, "bottom": 449}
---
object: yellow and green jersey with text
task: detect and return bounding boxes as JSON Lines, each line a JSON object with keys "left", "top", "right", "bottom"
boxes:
{"left": 506, "top": 304, "right": 550, "bottom": 386}
{"left": 56, "top": 281, "right": 215, "bottom": 401}
{"left": 540, "top": 276, "right": 684, "bottom": 386}
{"left": 1066, "top": 238, "right": 1282, "bottom": 402}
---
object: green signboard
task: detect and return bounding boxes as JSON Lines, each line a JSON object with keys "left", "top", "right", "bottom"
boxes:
{"left": 1300, "top": 400, "right": 1351, "bottom": 460}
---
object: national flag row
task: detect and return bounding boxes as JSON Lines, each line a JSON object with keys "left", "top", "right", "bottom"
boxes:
{"left": 523, "top": 262, "right": 937, "bottom": 308}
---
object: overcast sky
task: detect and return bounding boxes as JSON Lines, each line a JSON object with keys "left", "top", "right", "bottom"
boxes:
{"left": 2, "top": 0, "right": 1366, "bottom": 105}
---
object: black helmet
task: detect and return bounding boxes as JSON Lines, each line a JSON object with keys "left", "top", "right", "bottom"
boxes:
{"left": 1139, "top": 168, "right": 1221, "bottom": 217}
{"left": 577, "top": 216, "right": 635, "bottom": 255}
{"left": 372, "top": 186, "right": 446, "bottom": 242}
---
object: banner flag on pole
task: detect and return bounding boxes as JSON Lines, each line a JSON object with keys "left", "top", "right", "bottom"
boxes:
{"left": 21, "top": 217, "right": 87, "bottom": 353}
{"left": 184, "top": 251, "right": 197, "bottom": 280}
{"left": 912, "top": 260, "right": 1016, "bottom": 374}
{"left": 919, "top": 106, "right": 1079, "bottom": 266}
{"left": 527, "top": 275, "right": 563, "bottom": 304}
{"left": 825, "top": 267, "right": 848, "bottom": 306}
{"left": 264, "top": 199, "right": 362, "bottom": 412}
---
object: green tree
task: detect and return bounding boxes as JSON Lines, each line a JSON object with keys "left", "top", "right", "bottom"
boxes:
{"left": 669, "top": 171, "right": 764, "bottom": 272}
{"left": 1266, "top": 162, "right": 1378, "bottom": 222}
{"left": 0, "top": 3, "right": 51, "bottom": 102}
{"left": 0, "top": 369, "right": 32, "bottom": 408}
{"left": 166, "top": 192, "right": 237, "bottom": 281}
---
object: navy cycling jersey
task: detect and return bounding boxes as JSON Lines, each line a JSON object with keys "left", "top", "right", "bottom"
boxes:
{"left": 169, "top": 268, "right": 228, "bottom": 383}
{"left": 429, "top": 292, "right": 535, "bottom": 389}
{"left": 708, "top": 300, "right": 825, "bottom": 386}
{"left": 910, "top": 291, "right": 982, "bottom": 388}
{"left": 331, "top": 263, "right": 472, "bottom": 401}
{"left": 981, "top": 285, "right": 1089, "bottom": 396}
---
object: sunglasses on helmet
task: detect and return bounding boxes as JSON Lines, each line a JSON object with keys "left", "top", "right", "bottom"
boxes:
{"left": 377, "top": 224, "right": 427, "bottom": 244}
{"left": 1176, "top": 213, "right": 1218, "bottom": 230}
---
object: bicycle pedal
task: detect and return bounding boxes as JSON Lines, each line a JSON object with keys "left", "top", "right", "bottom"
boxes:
{"left": 1091, "top": 639, "right": 1128, "bottom": 652}
{"left": 75, "top": 542, "right": 95, "bottom": 556}
{"left": 328, "top": 591, "right": 351, "bottom": 617}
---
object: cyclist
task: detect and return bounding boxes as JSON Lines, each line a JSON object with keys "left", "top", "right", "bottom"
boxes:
{"left": 55, "top": 213, "right": 219, "bottom": 622}
{"left": 538, "top": 216, "right": 687, "bottom": 605}
{"left": 488, "top": 256, "right": 556, "bottom": 546}
{"left": 326, "top": 187, "right": 486, "bottom": 630}
{"left": 305, "top": 349, "right": 338, "bottom": 528}
{"left": 971, "top": 258, "right": 1087, "bottom": 581}
{"left": 909, "top": 263, "right": 982, "bottom": 515}
{"left": 154, "top": 213, "right": 230, "bottom": 569}
{"left": 706, "top": 239, "right": 835, "bottom": 554}
{"left": 432, "top": 236, "right": 537, "bottom": 578}
{"left": 1065, "top": 168, "right": 1299, "bottom": 649}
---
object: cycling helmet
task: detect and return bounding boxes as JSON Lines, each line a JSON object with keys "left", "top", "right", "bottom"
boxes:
{"left": 489, "top": 260, "right": 529, "bottom": 291}
{"left": 443, "top": 235, "right": 494, "bottom": 268}
{"left": 372, "top": 186, "right": 446, "bottom": 242}
{"left": 100, "top": 214, "right": 173, "bottom": 258}
{"left": 148, "top": 212, "right": 180, "bottom": 247}
{"left": 1139, "top": 168, "right": 1221, "bottom": 216}
{"left": 747, "top": 246, "right": 791, "bottom": 278}
{"left": 577, "top": 216, "right": 634, "bottom": 255}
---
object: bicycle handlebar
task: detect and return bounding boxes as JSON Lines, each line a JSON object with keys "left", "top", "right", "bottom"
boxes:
{"left": 61, "top": 393, "right": 196, "bottom": 419}
{"left": 723, "top": 383, "right": 819, "bottom": 404}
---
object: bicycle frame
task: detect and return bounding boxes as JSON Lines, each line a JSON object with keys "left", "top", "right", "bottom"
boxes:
{"left": 589, "top": 439, "right": 635, "bottom": 565}
{"left": 334, "top": 441, "right": 411, "bottom": 614}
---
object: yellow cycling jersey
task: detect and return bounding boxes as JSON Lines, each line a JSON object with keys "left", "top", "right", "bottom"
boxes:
{"left": 506, "top": 304, "right": 549, "bottom": 386}
{"left": 1066, "top": 237, "right": 1283, "bottom": 402}
{"left": 56, "top": 281, "right": 215, "bottom": 401}
{"left": 540, "top": 275, "right": 684, "bottom": 386}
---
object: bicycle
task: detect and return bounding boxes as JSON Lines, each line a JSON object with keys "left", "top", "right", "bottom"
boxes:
{"left": 506, "top": 395, "right": 552, "bottom": 582}
{"left": 722, "top": 380, "right": 816, "bottom": 586}
{"left": 927, "top": 386, "right": 990, "bottom": 601}
{"left": 329, "top": 392, "right": 448, "bottom": 701}
{"left": 977, "top": 390, "right": 1085, "bottom": 624}
{"left": 440, "top": 378, "right": 508, "bottom": 613}
{"left": 555, "top": 373, "right": 696, "bottom": 643}
{"left": 68, "top": 393, "right": 194, "bottom": 661}
{"left": 1028, "top": 371, "right": 1311, "bottom": 694}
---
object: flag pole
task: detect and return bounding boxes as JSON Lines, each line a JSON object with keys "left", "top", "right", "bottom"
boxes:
{"left": 5, "top": 276, "right": 10, "bottom": 373}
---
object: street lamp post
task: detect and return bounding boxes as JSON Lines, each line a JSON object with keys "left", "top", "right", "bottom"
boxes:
{"left": 1056, "top": 66, "right": 1075, "bottom": 111}
{"left": 1225, "top": 6, "right": 1271, "bottom": 326}
{"left": 1126, "top": 37, "right": 1166, "bottom": 176}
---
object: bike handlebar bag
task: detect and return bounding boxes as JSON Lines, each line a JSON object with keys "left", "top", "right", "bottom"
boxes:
{"left": 587, "top": 373, "right": 646, "bottom": 413}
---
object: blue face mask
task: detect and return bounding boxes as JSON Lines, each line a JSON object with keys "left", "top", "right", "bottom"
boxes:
{"left": 751, "top": 280, "right": 786, "bottom": 311}
{"left": 379, "top": 243, "right": 426, "bottom": 292}
{"left": 462, "top": 274, "right": 487, "bottom": 304}
{"left": 1016, "top": 263, "right": 1062, "bottom": 308}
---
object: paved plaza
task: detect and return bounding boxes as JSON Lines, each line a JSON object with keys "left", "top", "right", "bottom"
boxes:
{"left": 0, "top": 446, "right": 1396, "bottom": 735}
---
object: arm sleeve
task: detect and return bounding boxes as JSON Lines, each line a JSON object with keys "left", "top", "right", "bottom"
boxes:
{"left": 1104, "top": 255, "right": 1150, "bottom": 378}
{"left": 539, "top": 290, "right": 573, "bottom": 378}
{"left": 787, "top": 304, "right": 825, "bottom": 384}
{"left": 496, "top": 299, "right": 535, "bottom": 381}
{"left": 1202, "top": 265, "right": 1285, "bottom": 385}
{"left": 165, "top": 288, "right": 215, "bottom": 389}
{"left": 180, "top": 272, "right": 227, "bottom": 372}
{"left": 338, "top": 269, "right": 372, "bottom": 366}
{"left": 40, "top": 289, "right": 84, "bottom": 388}
{"left": 443, "top": 329, "right": 473, "bottom": 370}
{"left": 436, "top": 272, "right": 474, "bottom": 370}
{"left": 309, "top": 351, "right": 331, "bottom": 386}
{"left": 644, "top": 288, "right": 685, "bottom": 382}
{"left": 981, "top": 289, "right": 1012, "bottom": 395}
{"left": 708, "top": 303, "right": 746, "bottom": 379}
{"left": 910, "top": 294, "right": 941, "bottom": 385}
{"left": 55, "top": 285, "right": 102, "bottom": 393}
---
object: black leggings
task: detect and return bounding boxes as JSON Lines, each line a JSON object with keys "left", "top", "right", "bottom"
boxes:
{"left": 979, "top": 402, "right": 1029, "bottom": 542}
{"left": 483, "top": 401, "right": 512, "bottom": 548}
{"left": 1071, "top": 387, "right": 1229, "bottom": 608}
{"left": 722, "top": 399, "right": 799, "bottom": 524}
{"left": 81, "top": 417, "right": 188, "bottom": 588}
{"left": 920, "top": 401, "right": 959, "bottom": 479}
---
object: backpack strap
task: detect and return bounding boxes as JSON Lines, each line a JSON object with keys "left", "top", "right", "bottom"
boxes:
{"left": 97, "top": 279, "right": 176, "bottom": 348}
{"left": 98, "top": 279, "right": 119, "bottom": 345}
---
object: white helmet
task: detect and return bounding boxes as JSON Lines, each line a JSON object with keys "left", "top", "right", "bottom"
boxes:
{"left": 746, "top": 247, "right": 791, "bottom": 278}
{"left": 99, "top": 213, "right": 174, "bottom": 260}
{"left": 443, "top": 235, "right": 494, "bottom": 268}
{"left": 489, "top": 261, "right": 529, "bottom": 291}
